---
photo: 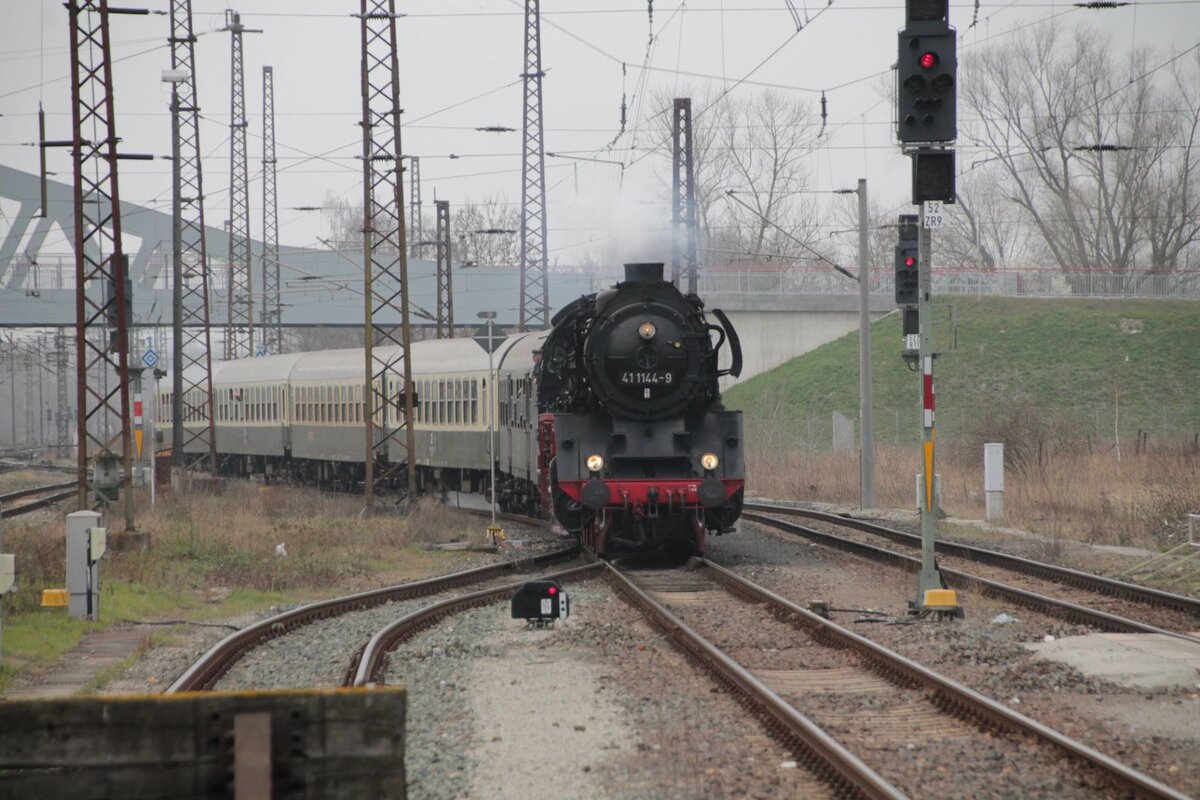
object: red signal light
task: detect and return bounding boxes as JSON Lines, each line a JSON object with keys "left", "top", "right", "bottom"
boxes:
{"left": 548, "top": 586, "right": 557, "bottom": 595}
{"left": 919, "top": 52, "right": 937, "bottom": 69}
{"left": 905, "top": 256, "right": 916, "bottom": 267}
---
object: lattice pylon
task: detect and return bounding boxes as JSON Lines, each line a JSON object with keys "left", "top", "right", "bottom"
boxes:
{"left": 261, "top": 65, "right": 282, "bottom": 355}
{"left": 435, "top": 200, "right": 453, "bottom": 339}
{"left": 170, "top": 0, "right": 218, "bottom": 473}
{"left": 671, "top": 97, "right": 698, "bottom": 295}
{"left": 360, "top": 0, "right": 416, "bottom": 505}
{"left": 518, "top": 0, "right": 549, "bottom": 331}
{"left": 223, "top": 10, "right": 253, "bottom": 360}
{"left": 67, "top": 0, "right": 133, "bottom": 527}
{"left": 408, "top": 155, "right": 422, "bottom": 259}
{"left": 54, "top": 331, "right": 72, "bottom": 458}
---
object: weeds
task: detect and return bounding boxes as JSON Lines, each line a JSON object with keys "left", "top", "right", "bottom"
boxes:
{"left": 746, "top": 431, "right": 1200, "bottom": 549}
{"left": 0, "top": 482, "right": 485, "bottom": 688}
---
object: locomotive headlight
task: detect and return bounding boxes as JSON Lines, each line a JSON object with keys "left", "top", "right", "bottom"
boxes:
{"left": 700, "top": 452, "right": 719, "bottom": 471}
{"left": 586, "top": 454, "right": 605, "bottom": 473}
{"left": 638, "top": 321, "right": 657, "bottom": 340}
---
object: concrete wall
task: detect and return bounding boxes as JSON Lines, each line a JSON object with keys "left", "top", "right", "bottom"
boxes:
{"left": 709, "top": 293, "right": 896, "bottom": 388}
{"left": 0, "top": 686, "right": 407, "bottom": 800}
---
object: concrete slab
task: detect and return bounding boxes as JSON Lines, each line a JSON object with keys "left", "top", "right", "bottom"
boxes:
{"left": 1024, "top": 633, "right": 1200, "bottom": 690}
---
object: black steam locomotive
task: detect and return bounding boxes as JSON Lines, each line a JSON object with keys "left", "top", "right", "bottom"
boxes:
{"left": 538, "top": 262, "right": 745, "bottom": 556}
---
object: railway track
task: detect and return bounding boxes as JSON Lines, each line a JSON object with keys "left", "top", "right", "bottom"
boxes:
{"left": 0, "top": 480, "right": 75, "bottom": 518}
{"left": 164, "top": 500, "right": 1195, "bottom": 796}
{"left": 610, "top": 558, "right": 1188, "bottom": 800}
{"left": 743, "top": 504, "right": 1200, "bottom": 644}
{"left": 168, "top": 541, "right": 582, "bottom": 692}
{"left": 354, "top": 556, "right": 1188, "bottom": 799}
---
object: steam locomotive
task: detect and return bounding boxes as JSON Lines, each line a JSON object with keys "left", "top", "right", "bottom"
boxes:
{"left": 162, "top": 262, "right": 744, "bottom": 556}
{"left": 539, "top": 262, "right": 745, "bottom": 555}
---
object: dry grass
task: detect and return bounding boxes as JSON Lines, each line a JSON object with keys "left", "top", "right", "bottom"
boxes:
{"left": 0, "top": 468, "right": 69, "bottom": 494}
{"left": 747, "top": 434, "right": 1200, "bottom": 549}
{"left": 1, "top": 483, "right": 483, "bottom": 615}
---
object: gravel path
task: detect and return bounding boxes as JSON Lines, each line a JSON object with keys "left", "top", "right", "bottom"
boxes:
{"left": 385, "top": 579, "right": 830, "bottom": 799}
{"left": 708, "top": 518, "right": 1200, "bottom": 798}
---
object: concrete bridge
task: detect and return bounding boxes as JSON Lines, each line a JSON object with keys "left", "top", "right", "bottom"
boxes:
{"left": 1, "top": 164, "right": 884, "bottom": 385}
{"left": 710, "top": 293, "right": 894, "bottom": 387}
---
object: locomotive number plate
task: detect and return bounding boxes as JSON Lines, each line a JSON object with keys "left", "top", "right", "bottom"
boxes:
{"left": 620, "top": 371, "right": 673, "bottom": 386}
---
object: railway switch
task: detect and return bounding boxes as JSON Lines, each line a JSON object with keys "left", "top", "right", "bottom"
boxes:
{"left": 511, "top": 580, "right": 570, "bottom": 628}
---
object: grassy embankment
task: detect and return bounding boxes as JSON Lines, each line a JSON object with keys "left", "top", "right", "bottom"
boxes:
{"left": 725, "top": 297, "right": 1200, "bottom": 548}
{"left": 0, "top": 484, "right": 482, "bottom": 691}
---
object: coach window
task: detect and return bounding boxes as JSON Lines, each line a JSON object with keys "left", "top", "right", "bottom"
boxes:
{"left": 470, "top": 380, "right": 478, "bottom": 425}
{"left": 452, "top": 380, "right": 460, "bottom": 425}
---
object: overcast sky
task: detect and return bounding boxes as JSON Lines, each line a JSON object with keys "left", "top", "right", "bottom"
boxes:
{"left": 1, "top": 0, "right": 1196, "bottom": 265}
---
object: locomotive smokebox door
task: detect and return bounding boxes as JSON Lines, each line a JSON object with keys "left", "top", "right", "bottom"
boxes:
{"left": 511, "top": 580, "right": 570, "bottom": 627}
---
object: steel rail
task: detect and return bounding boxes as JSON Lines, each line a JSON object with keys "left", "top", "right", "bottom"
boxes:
{"left": 747, "top": 502, "right": 1200, "bottom": 617}
{"left": 0, "top": 488, "right": 77, "bottom": 518}
{"left": 743, "top": 512, "right": 1200, "bottom": 647}
{"left": 350, "top": 562, "right": 604, "bottom": 687}
{"left": 698, "top": 558, "right": 1191, "bottom": 800}
{"left": 167, "top": 544, "right": 580, "bottom": 693}
{"left": 604, "top": 562, "right": 907, "bottom": 800}
{"left": 0, "top": 480, "right": 76, "bottom": 504}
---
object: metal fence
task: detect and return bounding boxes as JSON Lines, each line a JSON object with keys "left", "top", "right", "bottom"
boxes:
{"left": 9, "top": 254, "right": 1200, "bottom": 301}
{"left": 697, "top": 266, "right": 1200, "bottom": 300}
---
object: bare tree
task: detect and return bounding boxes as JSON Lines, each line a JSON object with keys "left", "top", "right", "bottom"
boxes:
{"left": 964, "top": 23, "right": 1200, "bottom": 273}
{"left": 650, "top": 88, "right": 825, "bottom": 265}
{"left": 939, "top": 166, "right": 1038, "bottom": 269}
{"left": 715, "top": 90, "right": 823, "bottom": 259}
{"left": 1143, "top": 50, "right": 1200, "bottom": 269}
{"left": 452, "top": 195, "right": 521, "bottom": 267}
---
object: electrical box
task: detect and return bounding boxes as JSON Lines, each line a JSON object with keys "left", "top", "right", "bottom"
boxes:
{"left": 511, "top": 580, "right": 570, "bottom": 627}
{"left": 0, "top": 554, "right": 15, "bottom": 595}
{"left": 67, "top": 510, "right": 102, "bottom": 620}
{"left": 984, "top": 443, "right": 1004, "bottom": 493}
{"left": 89, "top": 527, "right": 108, "bottom": 562}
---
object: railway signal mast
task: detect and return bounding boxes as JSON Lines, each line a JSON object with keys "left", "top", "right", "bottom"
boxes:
{"left": 897, "top": 0, "right": 959, "bottom": 615}
{"left": 359, "top": 0, "right": 417, "bottom": 506}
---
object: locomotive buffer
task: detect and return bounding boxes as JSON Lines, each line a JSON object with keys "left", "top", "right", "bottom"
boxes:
{"left": 512, "top": 580, "right": 570, "bottom": 628}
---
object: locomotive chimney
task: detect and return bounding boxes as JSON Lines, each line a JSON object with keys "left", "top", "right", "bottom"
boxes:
{"left": 623, "top": 262, "right": 665, "bottom": 284}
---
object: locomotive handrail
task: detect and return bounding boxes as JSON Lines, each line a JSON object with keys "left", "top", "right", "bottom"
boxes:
{"left": 712, "top": 307, "right": 742, "bottom": 378}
